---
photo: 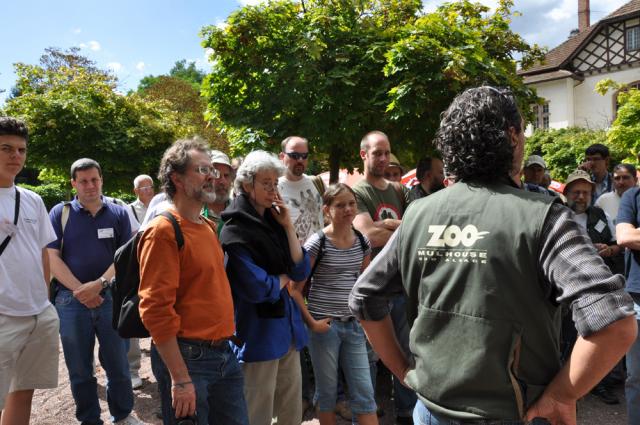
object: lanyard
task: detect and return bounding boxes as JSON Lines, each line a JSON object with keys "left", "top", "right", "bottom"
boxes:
{"left": 0, "top": 187, "right": 20, "bottom": 256}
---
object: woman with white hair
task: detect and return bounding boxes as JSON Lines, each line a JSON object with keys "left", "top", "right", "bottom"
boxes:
{"left": 219, "top": 150, "right": 310, "bottom": 425}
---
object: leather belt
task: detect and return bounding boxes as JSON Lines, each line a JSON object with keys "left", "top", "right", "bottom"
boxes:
{"left": 332, "top": 316, "right": 356, "bottom": 322}
{"left": 177, "top": 336, "right": 239, "bottom": 348}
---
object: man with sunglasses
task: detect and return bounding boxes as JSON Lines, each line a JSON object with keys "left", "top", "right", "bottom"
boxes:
{"left": 278, "top": 136, "right": 324, "bottom": 245}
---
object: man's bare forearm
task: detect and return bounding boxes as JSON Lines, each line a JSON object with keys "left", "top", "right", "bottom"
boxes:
{"left": 47, "top": 249, "right": 82, "bottom": 290}
{"left": 360, "top": 315, "right": 410, "bottom": 381}
{"left": 154, "top": 337, "right": 191, "bottom": 383}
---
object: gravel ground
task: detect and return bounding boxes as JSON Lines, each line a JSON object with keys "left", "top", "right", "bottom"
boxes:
{"left": 30, "top": 338, "right": 628, "bottom": 424}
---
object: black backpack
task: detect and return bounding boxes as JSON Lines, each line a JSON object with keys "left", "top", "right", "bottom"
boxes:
{"left": 112, "top": 211, "right": 183, "bottom": 338}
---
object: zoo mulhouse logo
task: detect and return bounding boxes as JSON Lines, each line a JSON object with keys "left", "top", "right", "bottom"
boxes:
{"left": 418, "top": 225, "right": 490, "bottom": 265}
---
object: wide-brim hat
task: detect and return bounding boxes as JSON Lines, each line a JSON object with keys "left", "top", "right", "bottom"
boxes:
{"left": 563, "top": 169, "right": 595, "bottom": 194}
{"left": 388, "top": 153, "right": 405, "bottom": 174}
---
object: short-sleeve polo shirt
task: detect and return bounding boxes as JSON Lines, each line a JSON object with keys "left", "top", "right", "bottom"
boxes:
{"left": 48, "top": 196, "right": 132, "bottom": 283}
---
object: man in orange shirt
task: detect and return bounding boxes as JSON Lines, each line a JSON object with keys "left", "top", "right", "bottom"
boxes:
{"left": 137, "top": 137, "right": 249, "bottom": 425}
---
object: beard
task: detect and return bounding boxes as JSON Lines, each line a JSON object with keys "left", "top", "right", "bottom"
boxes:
{"left": 186, "top": 181, "right": 216, "bottom": 204}
{"left": 291, "top": 164, "right": 305, "bottom": 177}
{"left": 430, "top": 178, "right": 445, "bottom": 193}
{"left": 212, "top": 188, "right": 230, "bottom": 204}
{"left": 567, "top": 199, "right": 588, "bottom": 215}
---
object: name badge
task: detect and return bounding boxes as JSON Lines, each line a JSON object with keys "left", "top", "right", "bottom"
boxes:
{"left": 594, "top": 220, "right": 606, "bottom": 233}
{"left": 98, "top": 228, "right": 115, "bottom": 239}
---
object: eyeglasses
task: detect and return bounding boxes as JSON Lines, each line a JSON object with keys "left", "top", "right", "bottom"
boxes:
{"left": 255, "top": 181, "right": 278, "bottom": 192}
{"left": 284, "top": 152, "right": 309, "bottom": 161}
{"left": 194, "top": 165, "right": 221, "bottom": 178}
{"left": 137, "top": 185, "right": 154, "bottom": 191}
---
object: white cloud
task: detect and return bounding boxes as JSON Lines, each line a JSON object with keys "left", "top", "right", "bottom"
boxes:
{"left": 72, "top": 28, "right": 82, "bottom": 34}
{"left": 79, "top": 40, "right": 101, "bottom": 51}
{"left": 215, "top": 18, "right": 228, "bottom": 30}
{"left": 107, "top": 62, "right": 123, "bottom": 72}
{"left": 544, "top": 0, "right": 573, "bottom": 22}
{"left": 194, "top": 48, "right": 214, "bottom": 70}
{"left": 135, "top": 61, "right": 145, "bottom": 72}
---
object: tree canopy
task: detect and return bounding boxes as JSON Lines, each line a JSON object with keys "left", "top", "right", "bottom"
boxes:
{"left": 201, "top": 0, "right": 543, "bottom": 179}
{"left": 596, "top": 78, "right": 640, "bottom": 163}
{"left": 138, "top": 59, "right": 207, "bottom": 94}
{"left": 3, "top": 47, "right": 182, "bottom": 192}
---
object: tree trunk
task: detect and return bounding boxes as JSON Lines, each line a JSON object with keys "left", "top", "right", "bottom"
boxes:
{"left": 329, "top": 144, "right": 340, "bottom": 183}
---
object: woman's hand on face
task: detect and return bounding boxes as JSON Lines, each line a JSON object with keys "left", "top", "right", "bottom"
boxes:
{"left": 271, "top": 194, "right": 292, "bottom": 227}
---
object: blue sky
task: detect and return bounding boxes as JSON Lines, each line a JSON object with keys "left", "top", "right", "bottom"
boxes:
{"left": 0, "top": 0, "right": 631, "bottom": 104}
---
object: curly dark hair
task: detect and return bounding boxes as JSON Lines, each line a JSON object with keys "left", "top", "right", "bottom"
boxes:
{"left": 0, "top": 116, "right": 28, "bottom": 142}
{"left": 158, "top": 136, "right": 209, "bottom": 200}
{"left": 435, "top": 86, "right": 522, "bottom": 184}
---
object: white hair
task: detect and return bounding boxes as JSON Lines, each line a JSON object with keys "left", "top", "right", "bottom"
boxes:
{"left": 133, "top": 174, "right": 153, "bottom": 188}
{"left": 234, "top": 150, "right": 285, "bottom": 194}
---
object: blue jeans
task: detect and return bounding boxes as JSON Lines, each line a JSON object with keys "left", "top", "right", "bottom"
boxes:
{"left": 55, "top": 289, "right": 132, "bottom": 424}
{"left": 308, "top": 319, "right": 376, "bottom": 415}
{"left": 390, "top": 294, "right": 418, "bottom": 417}
{"left": 413, "top": 400, "right": 544, "bottom": 425}
{"left": 151, "top": 340, "right": 249, "bottom": 425}
{"left": 626, "top": 294, "right": 640, "bottom": 425}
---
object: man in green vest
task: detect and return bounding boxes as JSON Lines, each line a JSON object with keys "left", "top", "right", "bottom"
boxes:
{"left": 349, "top": 86, "right": 637, "bottom": 425}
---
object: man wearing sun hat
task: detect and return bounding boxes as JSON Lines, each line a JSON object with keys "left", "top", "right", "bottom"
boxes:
{"left": 384, "top": 153, "right": 405, "bottom": 183}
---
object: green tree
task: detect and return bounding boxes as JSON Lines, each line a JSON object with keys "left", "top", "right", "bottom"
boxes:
{"left": 138, "top": 59, "right": 206, "bottom": 93}
{"left": 3, "top": 47, "right": 181, "bottom": 192}
{"left": 200, "top": 0, "right": 543, "bottom": 180}
{"left": 596, "top": 78, "right": 640, "bottom": 163}
{"left": 525, "top": 128, "right": 623, "bottom": 181}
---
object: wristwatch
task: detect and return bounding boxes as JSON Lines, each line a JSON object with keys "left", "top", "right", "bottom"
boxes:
{"left": 99, "top": 276, "right": 109, "bottom": 289}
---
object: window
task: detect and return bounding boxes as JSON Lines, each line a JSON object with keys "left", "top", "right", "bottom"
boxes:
{"left": 626, "top": 26, "right": 640, "bottom": 51}
{"left": 532, "top": 102, "right": 550, "bottom": 130}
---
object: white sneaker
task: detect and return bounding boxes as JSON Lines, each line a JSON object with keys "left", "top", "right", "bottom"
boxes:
{"left": 114, "top": 414, "right": 143, "bottom": 425}
{"left": 131, "top": 375, "right": 143, "bottom": 389}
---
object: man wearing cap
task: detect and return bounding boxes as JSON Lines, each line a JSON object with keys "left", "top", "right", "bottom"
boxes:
{"left": 406, "top": 157, "right": 445, "bottom": 204}
{"left": 350, "top": 86, "right": 636, "bottom": 424}
{"left": 522, "top": 155, "right": 557, "bottom": 197}
{"left": 384, "top": 154, "right": 405, "bottom": 183}
{"left": 203, "top": 150, "right": 234, "bottom": 232}
{"left": 563, "top": 169, "right": 624, "bottom": 405}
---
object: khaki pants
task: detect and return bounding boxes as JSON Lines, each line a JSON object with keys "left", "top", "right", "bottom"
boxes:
{"left": 127, "top": 338, "right": 141, "bottom": 377}
{"left": 242, "top": 346, "right": 302, "bottom": 425}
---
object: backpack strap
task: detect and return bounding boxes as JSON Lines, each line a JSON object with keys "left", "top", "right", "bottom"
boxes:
{"left": 308, "top": 230, "right": 326, "bottom": 279}
{"left": 160, "top": 211, "right": 184, "bottom": 249}
{"left": 0, "top": 187, "right": 20, "bottom": 256}
{"left": 311, "top": 175, "right": 326, "bottom": 197}
{"left": 59, "top": 202, "right": 71, "bottom": 252}
{"left": 352, "top": 227, "right": 367, "bottom": 252}
{"left": 130, "top": 204, "right": 139, "bottom": 222}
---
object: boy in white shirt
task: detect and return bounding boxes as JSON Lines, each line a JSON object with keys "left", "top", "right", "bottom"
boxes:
{"left": 0, "top": 117, "right": 59, "bottom": 425}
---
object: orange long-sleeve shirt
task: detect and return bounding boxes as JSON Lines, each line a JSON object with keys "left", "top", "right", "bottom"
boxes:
{"left": 137, "top": 210, "right": 235, "bottom": 344}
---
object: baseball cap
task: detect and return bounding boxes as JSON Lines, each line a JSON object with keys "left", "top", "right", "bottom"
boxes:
{"left": 524, "top": 155, "right": 547, "bottom": 169}
{"left": 209, "top": 150, "right": 231, "bottom": 167}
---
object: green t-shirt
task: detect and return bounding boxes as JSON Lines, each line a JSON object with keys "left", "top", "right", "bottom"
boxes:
{"left": 352, "top": 180, "right": 405, "bottom": 222}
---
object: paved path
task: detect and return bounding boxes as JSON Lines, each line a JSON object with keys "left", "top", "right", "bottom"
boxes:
{"left": 30, "top": 339, "right": 627, "bottom": 424}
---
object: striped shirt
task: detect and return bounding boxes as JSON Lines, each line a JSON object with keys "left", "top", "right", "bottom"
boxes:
{"left": 304, "top": 231, "right": 372, "bottom": 320}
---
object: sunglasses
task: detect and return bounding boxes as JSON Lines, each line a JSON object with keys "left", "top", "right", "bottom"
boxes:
{"left": 285, "top": 151, "right": 309, "bottom": 160}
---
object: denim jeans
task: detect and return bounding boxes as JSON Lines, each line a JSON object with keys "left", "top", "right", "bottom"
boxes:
{"left": 55, "top": 289, "right": 132, "bottom": 424}
{"left": 413, "top": 400, "right": 546, "bottom": 425}
{"left": 308, "top": 319, "right": 376, "bottom": 415}
{"left": 151, "top": 340, "right": 249, "bottom": 425}
{"left": 390, "top": 294, "right": 418, "bottom": 417}
{"left": 626, "top": 294, "right": 640, "bottom": 425}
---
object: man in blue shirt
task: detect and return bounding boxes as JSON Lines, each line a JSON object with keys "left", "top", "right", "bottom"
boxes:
{"left": 617, "top": 187, "right": 640, "bottom": 424}
{"left": 48, "top": 158, "right": 140, "bottom": 425}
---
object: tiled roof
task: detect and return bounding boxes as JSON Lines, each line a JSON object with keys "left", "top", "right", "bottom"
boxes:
{"left": 519, "top": 0, "right": 640, "bottom": 76}
{"left": 522, "top": 70, "right": 584, "bottom": 84}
